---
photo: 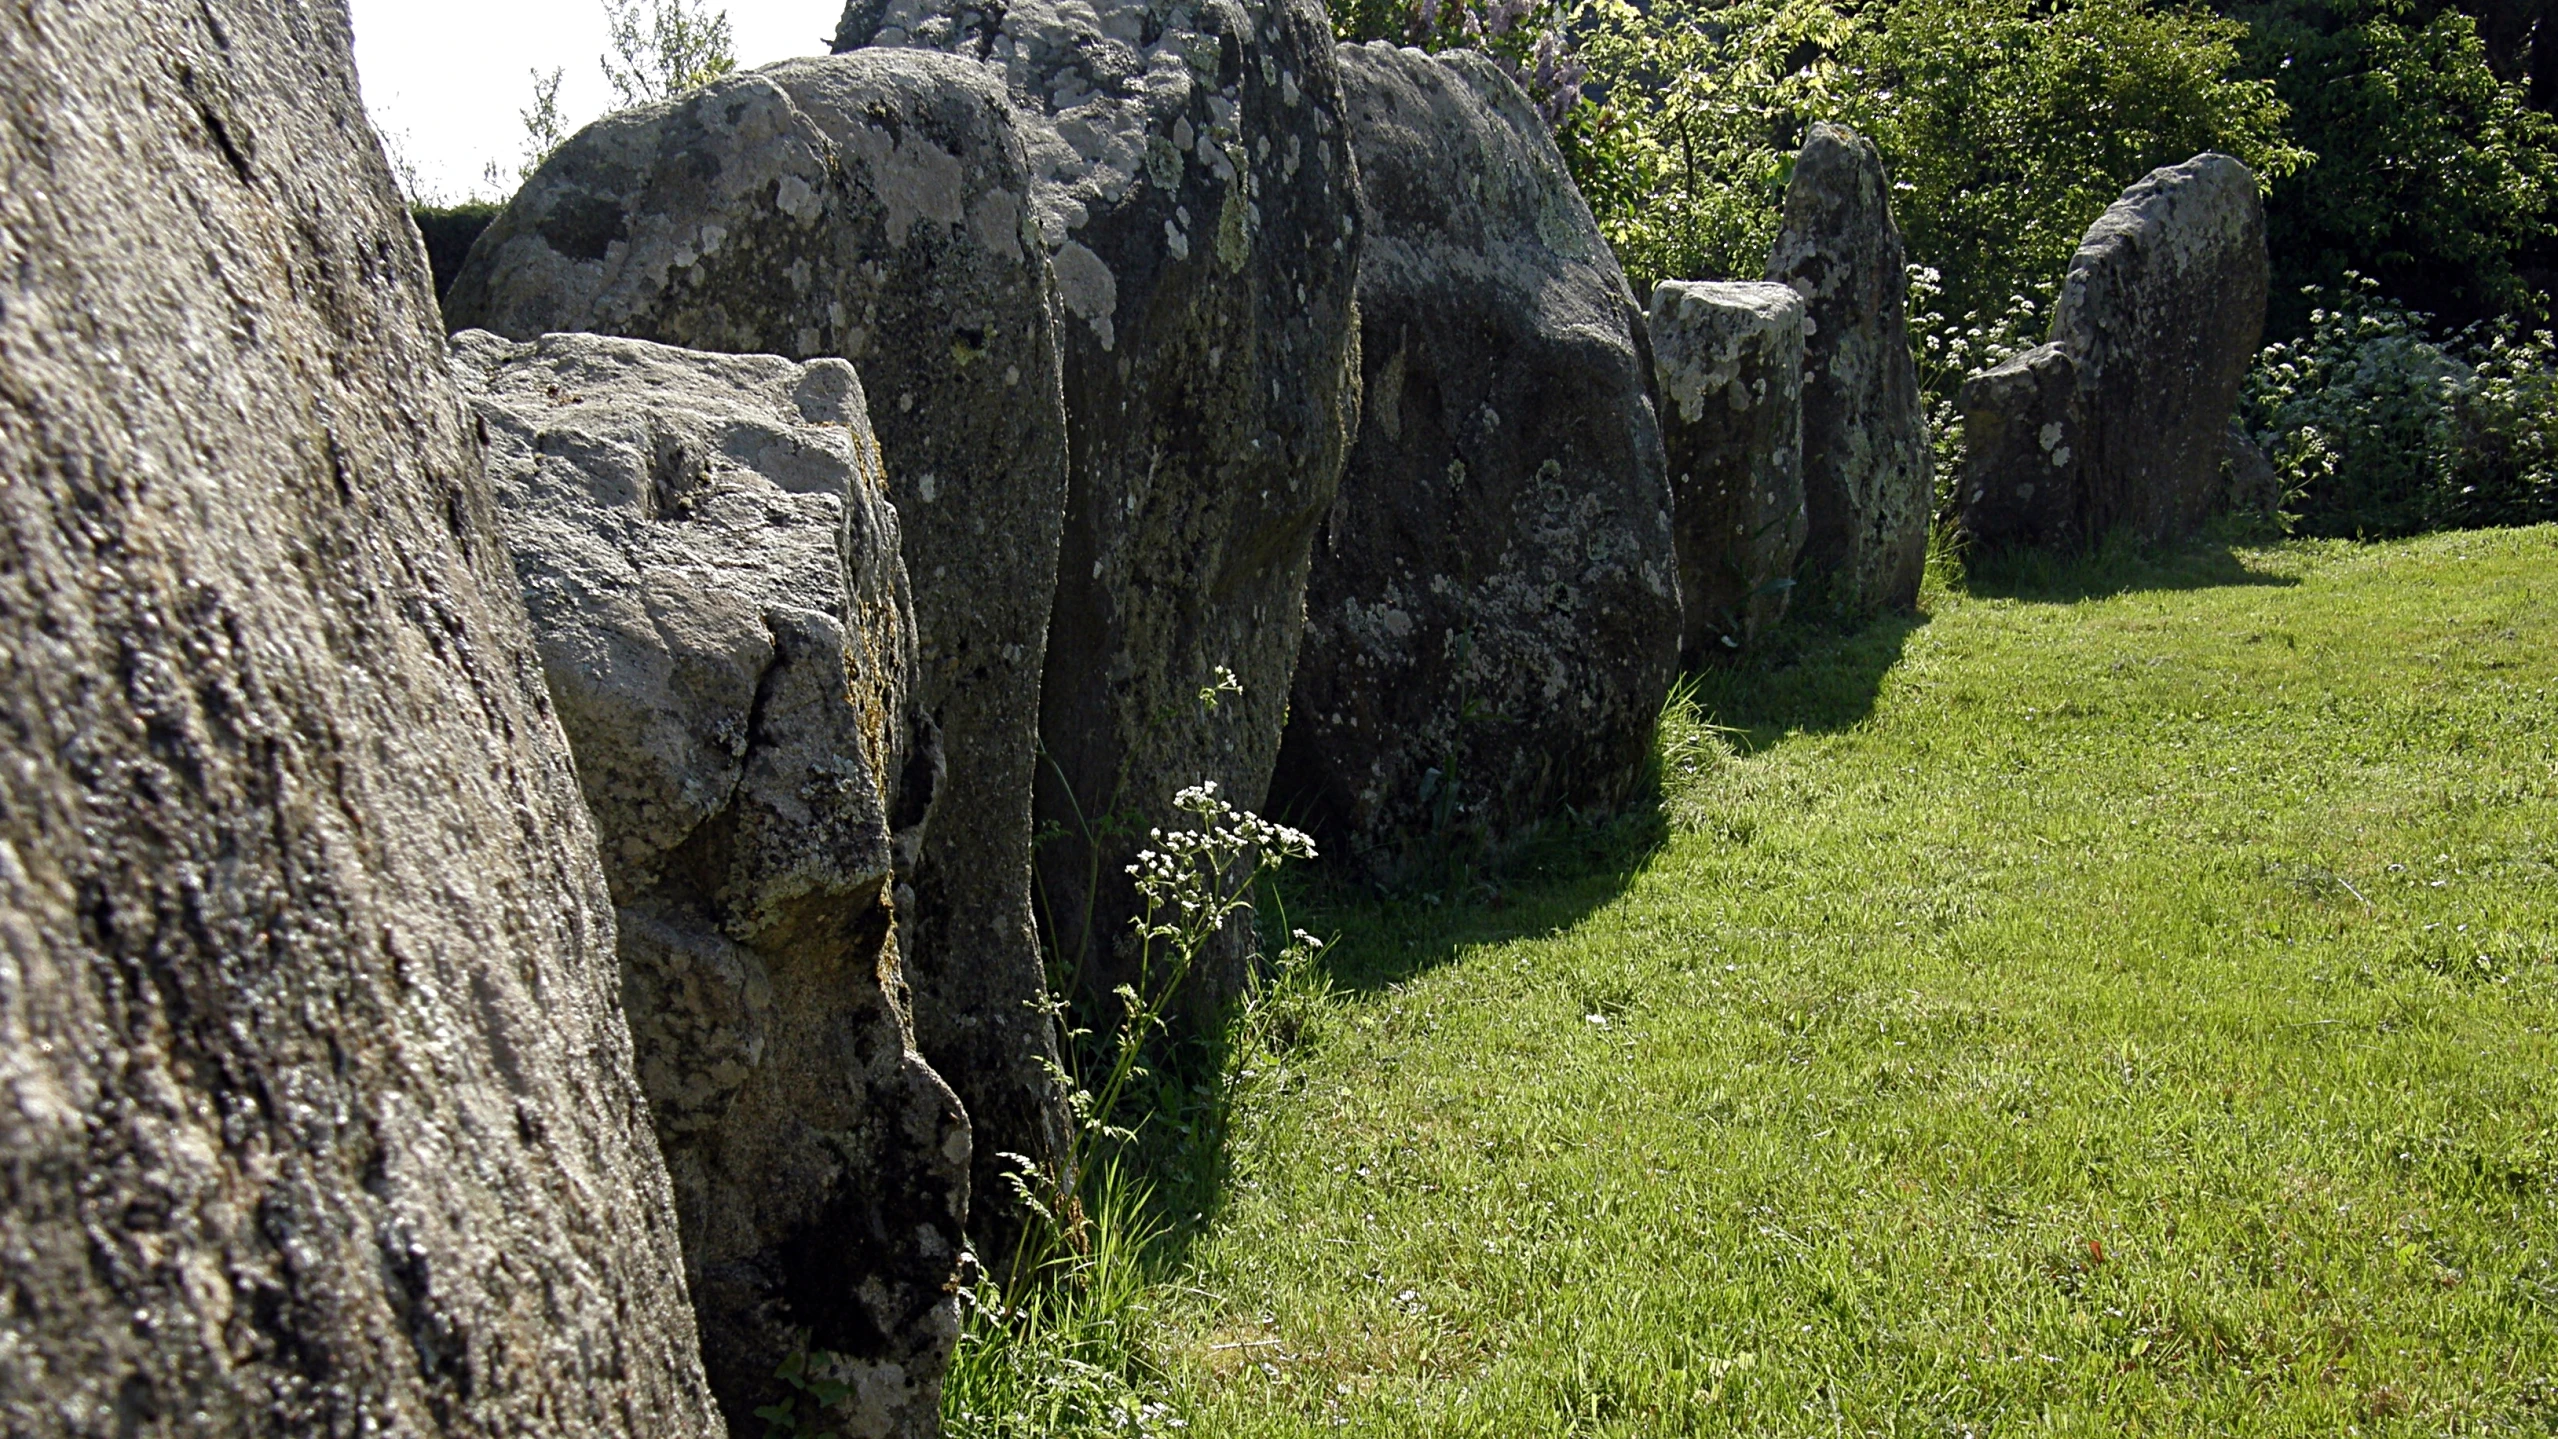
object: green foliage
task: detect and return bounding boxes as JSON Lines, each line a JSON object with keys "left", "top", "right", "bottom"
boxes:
{"left": 2234, "top": 0, "right": 2558, "bottom": 331}
{"left": 1332, "top": 0, "right": 1590, "bottom": 126}
{"left": 1567, "top": 0, "right": 1853, "bottom": 291}
{"left": 1567, "top": 0, "right": 2302, "bottom": 317}
{"left": 2444, "top": 322, "right": 2558, "bottom": 527}
{"left": 946, "top": 733, "right": 1328, "bottom": 1436}
{"left": 1906, "top": 265, "right": 2047, "bottom": 494}
{"left": 1844, "top": 0, "right": 2305, "bottom": 322}
{"left": 943, "top": 1164, "right": 1185, "bottom": 1439}
{"left": 1129, "top": 528, "right": 2558, "bottom": 1433}
{"left": 601, "top": 0, "right": 737, "bottom": 109}
{"left": 755, "top": 1351, "right": 854, "bottom": 1439}
{"left": 2242, "top": 280, "right": 2467, "bottom": 536}
{"left": 2241, "top": 276, "right": 2558, "bottom": 536}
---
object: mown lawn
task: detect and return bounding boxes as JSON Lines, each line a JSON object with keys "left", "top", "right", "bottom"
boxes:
{"left": 1137, "top": 527, "right": 2558, "bottom": 1435}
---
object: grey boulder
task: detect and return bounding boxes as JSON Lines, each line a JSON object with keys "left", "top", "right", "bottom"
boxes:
{"left": 1955, "top": 154, "right": 2268, "bottom": 550}
{"left": 1650, "top": 279, "right": 1809, "bottom": 661}
{"left": 1766, "top": 122, "right": 1934, "bottom": 614}
{"left": 836, "top": 0, "right": 1365, "bottom": 1019}
{"left": 1272, "top": 44, "right": 1679, "bottom": 881}
{"left": 446, "top": 50, "right": 1074, "bottom": 1265}
{"left": 0, "top": 5, "right": 718, "bottom": 1434}
{"left": 2224, "top": 418, "right": 2282, "bottom": 516}
{"left": 453, "top": 330, "right": 967, "bottom": 1439}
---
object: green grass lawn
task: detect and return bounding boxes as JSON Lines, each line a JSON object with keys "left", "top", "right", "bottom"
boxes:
{"left": 950, "top": 527, "right": 2558, "bottom": 1437}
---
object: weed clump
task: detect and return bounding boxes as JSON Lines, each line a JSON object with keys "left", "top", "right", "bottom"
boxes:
{"left": 938, "top": 782, "right": 1323, "bottom": 1439}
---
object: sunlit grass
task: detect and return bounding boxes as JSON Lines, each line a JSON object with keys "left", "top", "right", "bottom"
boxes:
{"left": 963, "top": 525, "right": 2558, "bottom": 1436}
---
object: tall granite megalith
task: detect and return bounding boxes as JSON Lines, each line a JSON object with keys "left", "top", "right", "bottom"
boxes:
{"left": 0, "top": 4, "right": 718, "bottom": 1433}
{"left": 453, "top": 331, "right": 969, "bottom": 1437}
{"left": 1956, "top": 154, "right": 2268, "bottom": 550}
{"left": 446, "top": 51, "right": 1075, "bottom": 1258}
{"left": 1766, "top": 122, "right": 1933, "bottom": 614}
{"left": 834, "top": 0, "right": 1364, "bottom": 1018}
{"left": 1272, "top": 44, "right": 1678, "bottom": 881}
{"left": 1650, "top": 279, "right": 1810, "bottom": 662}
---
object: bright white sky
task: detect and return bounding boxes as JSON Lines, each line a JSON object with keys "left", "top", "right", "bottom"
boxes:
{"left": 351, "top": 2, "right": 839, "bottom": 203}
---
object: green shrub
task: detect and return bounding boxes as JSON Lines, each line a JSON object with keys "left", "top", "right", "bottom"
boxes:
{"left": 1333, "top": 0, "right": 1590, "bottom": 126}
{"left": 1565, "top": 0, "right": 2302, "bottom": 317}
{"left": 2232, "top": 0, "right": 2558, "bottom": 332}
{"left": 2240, "top": 276, "right": 2558, "bottom": 536}
{"left": 2445, "top": 324, "right": 2558, "bottom": 527}
{"left": 1843, "top": 0, "right": 2303, "bottom": 323}
{"left": 1566, "top": 0, "right": 1855, "bottom": 290}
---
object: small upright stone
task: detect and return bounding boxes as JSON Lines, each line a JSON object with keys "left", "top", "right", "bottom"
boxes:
{"left": 1954, "top": 343, "right": 2082, "bottom": 545}
{"left": 1650, "top": 280, "right": 1810, "bottom": 662}
{"left": 1766, "top": 122, "right": 1934, "bottom": 613}
{"left": 1272, "top": 44, "right": 1680, "bottom": 881}
{"left": 447, "top": 49, "right": 1076, "bottom": 1266}
{"left": 837, "top": 0, "right": 1364, "bottom": 1017}
{"left": 453, "top": 330, "right": 969, "bottom": 1439}
{"left": 1956, "top": 154, "right": 2268, "bottom": 550}
{"left": 2223, "top": 419, "right": 2282, "bottom": 517}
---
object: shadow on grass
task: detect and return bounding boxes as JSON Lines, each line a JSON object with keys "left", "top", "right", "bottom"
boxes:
{"left": 1957, "top": 526, "right": 2302, "bottom": 605}
{"left": 1683, "top": 531, "right": 2304, "bottom": 750}
{"left": 1281, "top": 801, "right": 1669, "bottom": 997}
{"left": 1684, "top": 606, "right": 1928, "bottom": 752}
{"left": 1126, "top": 798, "right": 1669, "bottom": 1262}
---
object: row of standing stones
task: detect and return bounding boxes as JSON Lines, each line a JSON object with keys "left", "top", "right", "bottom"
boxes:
{"left": 0, "top": 0, "right": 2267, "bottom": 1431}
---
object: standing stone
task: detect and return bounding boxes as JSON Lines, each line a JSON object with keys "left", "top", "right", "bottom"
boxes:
{"left": 1271, "top": 44, "right": 1677, "bottom": 881}
{"left": 1650, "top": 280, "right": 1809, "bottom": 662}
{"left": 1766, "top": 121, "right": 1934, "bottom": 614}
{"left": 452, "top": 330, "right": 969, "bottom": 1439}
{"left": 1954, "top": 343, "right": 2081, "bottom": 547}
{"left": 0, "top": 5, "right": 718, "bottom": 1434}
{"left": 1955, "top": 154, "right": 2268, "bottom": 550}
{"left": 835, "top": 0, "right": 1364, "bottom": 1017}
{"left": 445, "top": 51, "right": 1074, "bottom": 1264}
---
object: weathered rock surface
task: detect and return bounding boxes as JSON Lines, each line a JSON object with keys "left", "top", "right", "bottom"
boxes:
{"left": 835, "top": 0, "right": 1364, "bottom": 1016}
{"left": 2224, "top": 418, "right": 2281, "bottom": 516}
{"left": 1953, "top": 343, "right": 2081, "bottom": 546}
{"left": 0, "top": 5, "right": 719, "bottom": 1434}
{"left": 1650, "top": 280, "right": 1809, "bottom": 662}
{"left": 445, "top": 51, "right": 1073, "bottom": 1261}
{"left": 1270, "top": 44, "right": 1675, "bottom": 880}
{"left": 1955, "top": 154, "right": 2268, "bottom": 550}
{"left": 452, "top": 331, "right": 967, "bottom": 1438}
{"left": 1765, "top": 122, "right": 1933, "bottom": 614}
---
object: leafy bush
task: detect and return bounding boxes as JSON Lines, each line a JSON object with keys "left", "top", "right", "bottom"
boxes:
{"left": 2444, "top": 324, "right": 2558, "bottom": 527}
{"left": 601, "top": 0, "right": 737, "bottom": 108}
{"left": 1565, "top": 0, "right": 2302, "bottom": 317}
{"left": 1906, "top": 266, "right": 2047, "bottom": 496}
{"left": 2232, "top": 0, "right": 2558, "bottom": 332}
{"left": 1333, "top": 0, "right": 1589, "bottom": 126}
{"left": 1844, "top": 0, "right": 2304, "bottom": 322}
{"left": 1566, "top": 0, "right": 1855, "bottom": 290}
{"left": 2240, "top": 277, "right": 2558, "bottom": 535}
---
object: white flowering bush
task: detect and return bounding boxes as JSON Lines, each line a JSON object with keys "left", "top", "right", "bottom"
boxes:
{"left": 2240, "top": 280, "right": 2466, "bottom": 537}
{"left": 947, "top": 779, "right": 1317, "bottom": 1439}
{"left": 1908, "top": 264, "right": 2049, "bottom": 504}
{"left": 2239, "top": 277, "right": 2558, "bottom": 537}
{"left": 2442, "top": 326, "right": 2558, "bottom": 530}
